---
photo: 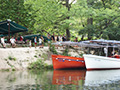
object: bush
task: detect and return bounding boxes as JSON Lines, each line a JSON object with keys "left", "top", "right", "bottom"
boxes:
{"left": 28, "top": 59, "right": 53, "bottom": 70}
{"left": 49, "top": 42, "right": 58, "bottom": 54}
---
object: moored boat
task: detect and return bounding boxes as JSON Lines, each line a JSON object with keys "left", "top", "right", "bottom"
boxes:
{"left": 52, "top": 54, "right": 85, "bottom": 70}
{"left": 83, "top": 39, "right": 120, "bottom": 70}
{"left": 84, "top": 54, "right": 120, "bottom": 70}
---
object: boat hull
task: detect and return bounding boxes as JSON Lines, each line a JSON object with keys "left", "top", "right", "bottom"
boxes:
{"left": 52, "top": 55, "right": 85, "bottom": 70}
{"left": 84, "top": 54, "right": 120, "bottom": 70}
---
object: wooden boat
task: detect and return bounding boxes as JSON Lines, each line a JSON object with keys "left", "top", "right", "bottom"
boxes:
{"left": 52, "top": 70, "right": 86, "bottom": 85}
{"left": 83, "top": 39, "right": 120, "bottom": 70}
{"left": 52, "top": 54, "right": 85, "bottom": 70}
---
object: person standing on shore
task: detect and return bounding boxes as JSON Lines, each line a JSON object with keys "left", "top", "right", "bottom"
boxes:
{"left": 1, "top": 36, "right": 6, "bottom": 48}
{"left": 51, "top": 33, "right": 55, "bottom": 42}
{"left": 41, "top": 36, "right": 44, "bottom": 48}
{"left": 10, "top": 36, "right": 16, "bottom": 48}
{"left": 20, "top": 36, "right": 23, "bottom": 41}
{"left": 59, "top": 35, "right": 63, "bottom": 42}
{"left": 47, "top": 33, "right": 51, "bottom": 47}
{"left": 39, "top": 36, "right": 43, "bottom": 48}
{"left": 34, "top": 37, "right": 37, "bottom": 48}
{"left": 29, "top": 40, "right": 32, "bottom": 48}
{"left": 62, "top": 34, "right": 66, "bottom": 41}
{"left": 55, "top": 35, "right": 57, "bottom": 42}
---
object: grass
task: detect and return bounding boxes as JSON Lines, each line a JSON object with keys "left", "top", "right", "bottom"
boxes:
{"left": 8, "top": 56, "right": 16, "bottom": 61}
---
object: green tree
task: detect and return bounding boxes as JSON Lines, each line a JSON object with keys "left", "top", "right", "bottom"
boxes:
{"left": 73, "top": 0, "right": 120, "bottom": 40}
{"left": 0, "top": 0, "right": 35, "bottom": 35}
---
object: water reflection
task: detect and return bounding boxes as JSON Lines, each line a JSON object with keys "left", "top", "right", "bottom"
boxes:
{"left": 1, "top": 69, "right": 120, "bottom": 90}
{"left": 0, "top": 70, "right": 53, "bottom": 90}
{"left": 53, "top": 69, "right": 120, "bottom": 90}
{"left": 52, "top": 70, "right": 86, "bottom": 85}
{"left": 85, "top": 69, "right": 120, "bottom": 86}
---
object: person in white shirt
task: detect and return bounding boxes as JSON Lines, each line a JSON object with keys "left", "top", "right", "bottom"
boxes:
{"left": 55, "top": 35, "right": 57, "bottom": 42}
{"left": 39, "top": 37, "right": 42, "bottom": 48}
{"left": 29, "top": 40, "right": 32, "bottom": 48}
{"left": 58, "top": 35, "right": 63, "bottom": 48}
{"left": 1, "top": 36, "right": 6, "bottom": 48}
{"left": 59, "top": 35, "right": 63, "bottom": 42}
{"left": 10, "top": 37, "right": 16, "bottom": 48}
{"left": 39, "top": 36, "right": 44, "bottom": 48}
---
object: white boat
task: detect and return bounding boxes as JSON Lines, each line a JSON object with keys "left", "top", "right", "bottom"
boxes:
{"left": 85, "top": 69, "right": 120, "bottom": 86}
{"left": 84, "top": 54, "right": 120, "bottom": 70}
{"left": 83, "top": 39, "right": 120, "bottom": 70}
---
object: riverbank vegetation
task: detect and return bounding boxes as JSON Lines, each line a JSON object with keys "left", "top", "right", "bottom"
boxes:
{"left": 28, "top": 52, "right": 53, "bottom": 70}
{"left": 28, "top": 58, "right": 53, "bottom": 70}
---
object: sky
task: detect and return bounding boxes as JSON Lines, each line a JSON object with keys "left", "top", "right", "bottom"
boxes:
{"left": 69, "top": 0, "right": 77, "bottom": 4}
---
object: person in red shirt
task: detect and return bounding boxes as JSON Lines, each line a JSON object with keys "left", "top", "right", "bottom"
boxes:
{"left": 20, "top": 36, "right": 23, "bottom": 41}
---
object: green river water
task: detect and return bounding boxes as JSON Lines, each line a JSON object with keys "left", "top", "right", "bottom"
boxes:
{"left": 0, "top": 69, "right": 120, "bottom": 90}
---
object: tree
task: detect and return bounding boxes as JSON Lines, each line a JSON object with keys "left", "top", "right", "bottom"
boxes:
{"left": 0, "top": 0, "right": 35, "bottom": 35}
{"left": 73, "top": 0, "right": 120, "bottom": 40}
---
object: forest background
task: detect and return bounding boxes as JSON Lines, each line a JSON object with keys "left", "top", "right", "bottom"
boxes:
{"left": 0, "top": 0, "right": 120, "bottom": 41}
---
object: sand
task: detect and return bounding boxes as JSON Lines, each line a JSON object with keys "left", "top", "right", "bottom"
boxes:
{"left": 0, "top": 47, "right": 52, "bottom": 70}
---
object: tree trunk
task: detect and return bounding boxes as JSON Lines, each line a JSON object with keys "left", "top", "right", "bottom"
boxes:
{"left": 87, "top": 18, "right": 93, "bottom": 40}
{"left": 87, "top": 0, "right": 93, "bottom": 40}
{"left": 66, "top": 28, "right": 70, "bottom": 41}
{"left": 65, "top": 0, "right": 71, "bottom": 41}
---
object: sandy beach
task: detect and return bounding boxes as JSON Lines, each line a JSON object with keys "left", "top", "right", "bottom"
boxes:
{"left": 0, "top": 46, "right": 52, "bottom": 70}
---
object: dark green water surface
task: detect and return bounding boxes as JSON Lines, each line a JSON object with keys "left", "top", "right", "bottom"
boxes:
{"left": 0, "top": 69, "right": 120, "bottom": 90}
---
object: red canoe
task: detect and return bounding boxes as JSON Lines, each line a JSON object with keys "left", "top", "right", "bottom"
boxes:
{"left": 52, "top": 54, "right": 86, "bottom": 70}
{"left": 52, "top": 70, "right": 86, "bottom": 85}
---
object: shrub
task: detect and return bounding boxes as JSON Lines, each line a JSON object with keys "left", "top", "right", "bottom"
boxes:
{"left": 8, "top": 56, "right": 16, "bottom": 61}
{"left": 49, "top": 42, "right": 58, "bottom": 54}
{"left": 28, "top": 59, "right": 53, "bottom": 70}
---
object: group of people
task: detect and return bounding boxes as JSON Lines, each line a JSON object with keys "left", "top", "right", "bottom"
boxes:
{"left": 30, "top": 36, "right": 44, "bottom": 48}
{"left": 0, "top": 35, "right": 44, "bottom": 49}
{"left": 0, "top": 33, "right": 78, "bottom": 48}
{"left": 1, "top": 36, "right": 16, "bottom": 48}
{"left": 48, "top": 33, "right": 79, "bottom": 42}
{"left": 48, "top": 33, "right": 66, "bottom": 42}
{"left": 29, "top": 33, "right": 67, "bottom": 48}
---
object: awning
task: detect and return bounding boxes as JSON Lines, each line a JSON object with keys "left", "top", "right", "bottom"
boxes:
{"left": 0, "top": 19, "right": 28, "bottom": 34}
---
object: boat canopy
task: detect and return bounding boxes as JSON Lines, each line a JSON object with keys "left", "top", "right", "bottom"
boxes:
{"left": 52, "top": 41, "right": 78, "bottom": 46}
{"left": 52, "top": 41, "right": 104, "bottom": 48}
{"left": 90, "top": 39, "right": 120, "bottom": 44}
{"left": 52, "top": 39, "right": 120, "bottom": 48}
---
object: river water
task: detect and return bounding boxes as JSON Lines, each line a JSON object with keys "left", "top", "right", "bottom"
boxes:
{"left": 0, "top": 69, "right": 120, "bottom": 90}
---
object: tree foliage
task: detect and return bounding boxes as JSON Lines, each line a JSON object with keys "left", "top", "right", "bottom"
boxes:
{"left": 1, "top": 0, "right": 120, "bottom": 40}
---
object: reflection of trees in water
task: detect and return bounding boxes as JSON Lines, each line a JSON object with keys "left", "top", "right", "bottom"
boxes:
{"left": 0, "top": 70, "right": 54, "bottom": 90}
